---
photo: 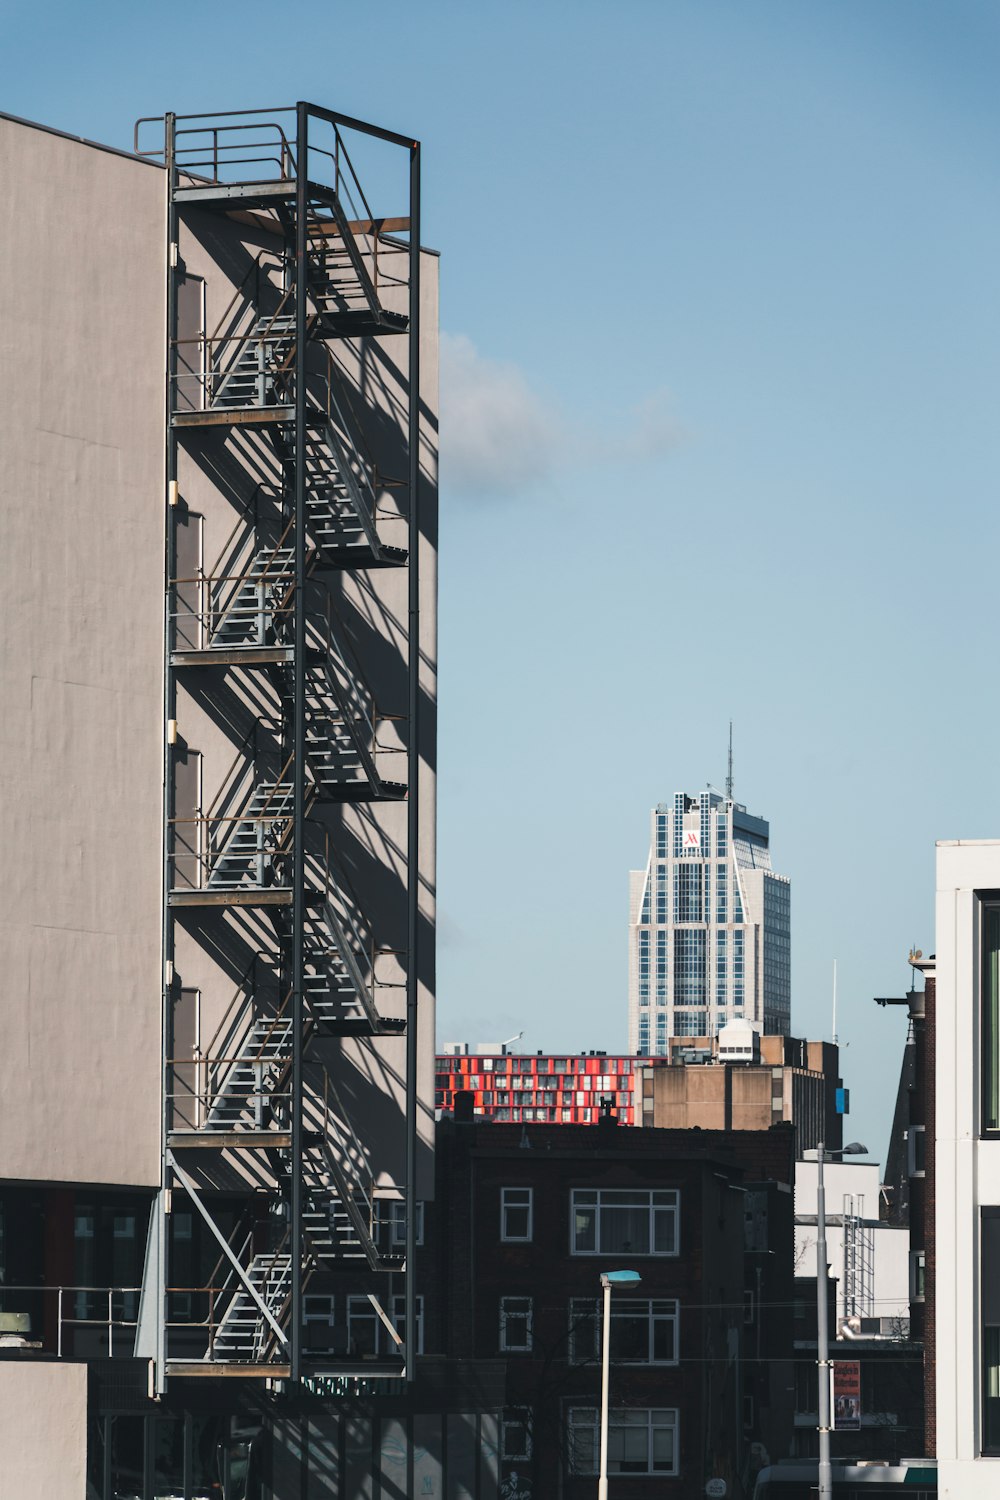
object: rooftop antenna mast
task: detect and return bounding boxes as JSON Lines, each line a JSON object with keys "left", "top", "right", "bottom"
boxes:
{"left": 832, "top": 958, "right": 838, "bottom": 1046}
{"left": 726, "top": 721, "right": 734, "bottom": 800}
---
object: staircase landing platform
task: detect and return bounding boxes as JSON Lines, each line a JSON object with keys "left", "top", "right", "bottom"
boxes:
{"left": 168, "top": 1129, "right": 292, "bottom": 1149}
{"left": 166, "top": 1360, "right": 291, "bottom": 1379}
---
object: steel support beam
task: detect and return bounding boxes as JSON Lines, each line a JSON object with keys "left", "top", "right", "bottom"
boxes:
{"left": 290, "top": 98, "right": 309, "bottom": 1385}
{"left": 156, "top": 109, "right": 180, "bottom": 1398}
{"left": 404, "top": 137, "right": 421, "bottom": 1384}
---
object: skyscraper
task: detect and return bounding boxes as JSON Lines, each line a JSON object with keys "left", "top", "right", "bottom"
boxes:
{"left": 628, "top": 791, "right": 791, "bottom": 1053}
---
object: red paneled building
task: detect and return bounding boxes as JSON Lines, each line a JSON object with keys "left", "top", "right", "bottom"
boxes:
{"left": 436, "top": 1050, "right": 640, "bottom": 1125}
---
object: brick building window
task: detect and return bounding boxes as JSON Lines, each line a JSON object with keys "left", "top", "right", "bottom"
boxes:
{"left": 347, "top": 1294, "right": 423, "bottom": 1356}
{"left": 568, "top": 1407, "right": 678, "bottom": 1476}
{"left": 500, "top": 1296, "right": 533, "bottom": 1352}
{"left": 501, "top": 1187, "right": 533, "bottom": 1242}
{"left": 571, "top": 1188, "right": 679, "bottom": 1256}
{"left": 502, "top": 1412, "right": 532, "bottom": 1461}
{"left": 569, "top": 1297, "right": 679, "bottom": 1364}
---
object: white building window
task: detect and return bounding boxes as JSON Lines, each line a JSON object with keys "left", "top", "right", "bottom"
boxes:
{"left": 347, "top": 1295, "right": 422, "bottom": 1356}
{"left": 569, "top": 1297, "right": 679, "bottom": 1364}
{"left": 909, "top": 1250, "right": 926, "bottom": 1304}
{"left": 501, "top": 1187, "right": 533, "bottom": 1242}
{"left": 568, "top": 1407, "right": 678, "bottom": 1476}
{"left": 376, "top": 1200, "right": 424, "bottom": 1249}
{"left": 391, "top": 1295, "right": 424, "bottom": 1355}
{"left": 571, "top": 1188, "right": 679, "bottom": 1256}
{"left": 500, "top": 1296, "right": 533, "bottom": 1352}
{"left": 502, "top": 1412, "right": 532, "bottom": 1461}
{"left": 907, "top": 1125, "right": 926, "bottom": 1178}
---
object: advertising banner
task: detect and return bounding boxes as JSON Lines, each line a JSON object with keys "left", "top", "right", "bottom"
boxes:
{"left": 833, "top": 1360, "right": 861, "bottom": 1431}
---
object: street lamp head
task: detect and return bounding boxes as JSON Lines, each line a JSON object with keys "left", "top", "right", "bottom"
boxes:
{"left": 600, "top": 1269, "right": 642, "bottom": 1289}
{"left": 842, "top": 1142, "right": 869, "bottom": 1155}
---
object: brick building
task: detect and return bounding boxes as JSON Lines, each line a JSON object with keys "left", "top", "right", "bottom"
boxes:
{"left": 419, "top": 1114, "right": 797, "bottom": 1499}
{"left": 436, "top": 1029, "right": 842, "bottom": 1158}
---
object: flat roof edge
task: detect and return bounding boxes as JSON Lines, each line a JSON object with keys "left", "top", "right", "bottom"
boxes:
{"left": 0, "top": 110, "right": 163, "bottom": 168}
{"left": 936, "top": 838, "right": 1000, "bottom": 847}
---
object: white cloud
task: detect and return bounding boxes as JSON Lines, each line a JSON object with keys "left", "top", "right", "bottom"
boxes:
{"left": 439, "top": 333, "right": 565, "bottom": 497}
{"left": 439, "top": 333, "right": 685, "bottom": 497}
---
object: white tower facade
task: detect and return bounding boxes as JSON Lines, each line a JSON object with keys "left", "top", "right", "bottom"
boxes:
{"left": 628, "top": 791, "right": 790, "bottom": 1053}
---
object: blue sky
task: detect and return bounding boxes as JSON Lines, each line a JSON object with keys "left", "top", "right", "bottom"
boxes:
{"left": 6, "top": 0, "right": 1000, "bottom": 1162}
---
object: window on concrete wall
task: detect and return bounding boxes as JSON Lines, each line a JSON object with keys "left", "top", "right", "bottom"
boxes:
{"left": 501, "top": 1187, "right": 533, "bottom": 1242}
{"left": 568, "top": 1407, "right": 678, "bottom": 1476}
{"left": 983, "top": 1211, "right": 1000, "bottom": 1453}
{"left": 984, "top": 902, "right": 1000, "bottom": 1133}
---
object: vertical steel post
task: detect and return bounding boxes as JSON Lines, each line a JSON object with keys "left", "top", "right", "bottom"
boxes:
{"left": 404, "top": 137, "right": 421, "bottom": 1381}
{"left": 157, "top": 109, "right": 179, "bottom": 1398}
{"left": 816, "top": 1140, "right": 832, "bottom": 1500}
{"left": 598, "top": 1278, "right": 612, "bottom": 1500}
{"left": 290, "top": 100, "right": 309, "bottom": 1384}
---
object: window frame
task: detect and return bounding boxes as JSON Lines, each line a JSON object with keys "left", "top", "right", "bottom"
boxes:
{"left": 569, "top": 1187, "right": 680, "bottom": 1258}
{"left": 501, "top": 1411, "right": 532, "bottom": 1462}
{"left": 568, "top": 1296, "right": 679, "bottom": 1366}
{"left": 568, "top": 1406, "right": 679, "bottom": 1477}
{"left": 499, "top": 1295, "right": 533, "bottom": 1354}
{"left": 501, "top": 1187, "right": 534, "bottom": 1243}
{"left": 982, "top": 897, "right": 1000, "bottom": 1135}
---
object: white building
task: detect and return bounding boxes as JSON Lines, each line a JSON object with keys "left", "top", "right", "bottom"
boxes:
{"left": 794, "top": 1158, "right": 910, "bottom": 1331}
{"left": 628, "top": 790, "right": 791, "bottom": 1052}
{"left": 935, "top": 838, "right": 1000, "bottom": 1496}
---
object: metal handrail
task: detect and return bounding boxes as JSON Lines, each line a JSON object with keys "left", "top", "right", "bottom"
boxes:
{"left": 202, "top": 952, "right": 268, "bottom": 1074}
{"left": 135, "top": 112, "right": 296, "bottom": 181}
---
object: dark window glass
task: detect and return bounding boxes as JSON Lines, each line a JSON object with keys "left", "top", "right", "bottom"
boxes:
{"left": 985, "top": 905, "right": 1000, "bottom": 1132}
{"left": 984, "top": 1212, "right": 1000, "bottom": 1453}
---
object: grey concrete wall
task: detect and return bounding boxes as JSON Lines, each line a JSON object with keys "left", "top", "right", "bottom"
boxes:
{"left": 0, "top": 119, "right": 165, "bottom": 1187}
{"left": 0, "top": 1359, "right": 88, "bottom": 1496}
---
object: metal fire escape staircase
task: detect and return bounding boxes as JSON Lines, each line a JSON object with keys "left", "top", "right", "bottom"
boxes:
{"left": 152, "top": 103, "right": 420, "bottom": 1385}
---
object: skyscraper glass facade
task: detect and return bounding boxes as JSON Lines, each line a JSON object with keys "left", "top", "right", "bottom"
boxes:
{"left": 628, "top": 791, "right": 791, "bottom": 1054}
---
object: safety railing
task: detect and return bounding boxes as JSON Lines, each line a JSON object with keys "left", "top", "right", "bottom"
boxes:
{"left": 134, "top": 110, "right": 297, "bottom": 183}
{"left": 168, "top": 749, "right": 297, "bottom": 893}
{"left": 0, "top": 1285, "right": 141, "bottom": 1359}
{"left": 137, "top": 107, "right": 410, "bottom": 334}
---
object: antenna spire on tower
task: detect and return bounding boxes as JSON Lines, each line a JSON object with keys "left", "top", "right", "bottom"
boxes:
{"left": 726, "top": 721, "right": 734, "bottom": 800}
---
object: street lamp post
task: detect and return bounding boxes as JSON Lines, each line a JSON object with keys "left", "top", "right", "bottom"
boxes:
{"left": 808, "top": 1141, "right": 868, "bottom": 1500}
{"left": 598, "top": 1269, "right": 641, "bottom": 1500}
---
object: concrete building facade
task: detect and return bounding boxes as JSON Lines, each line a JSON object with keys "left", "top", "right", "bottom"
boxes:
{"left": 628, "top": 790, "right": 791, "bottom": 1053}
{"left": 0, "top": 102, "right": 437, "bottom": 1498}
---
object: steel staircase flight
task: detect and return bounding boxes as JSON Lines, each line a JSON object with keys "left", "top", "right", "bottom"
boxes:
{"left": 211, "top": 546, "right": 295, "bottom": 647}
{"left": 212, "top": 313, "right": 296, "bottom": 408}
{"left": 300, "top": 898, "right": 403, "bottom": 1036}
{"left": 303, "top": 421, "right": 405, "bottom": 569}
{"left": 299, "top": 1140, "right": 400, "bottom": 1272}
{"left": 270, "top": 646, "right": 404, "bottom": 803}
{"left": 212, "top": 1251, "right": 291, "bottom": 1363}
{"left": 205, "top": 1013, "right": 294, "bottom": 1129}
{"left": 207, "top": 780, "right": 294, "bottom": 889}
